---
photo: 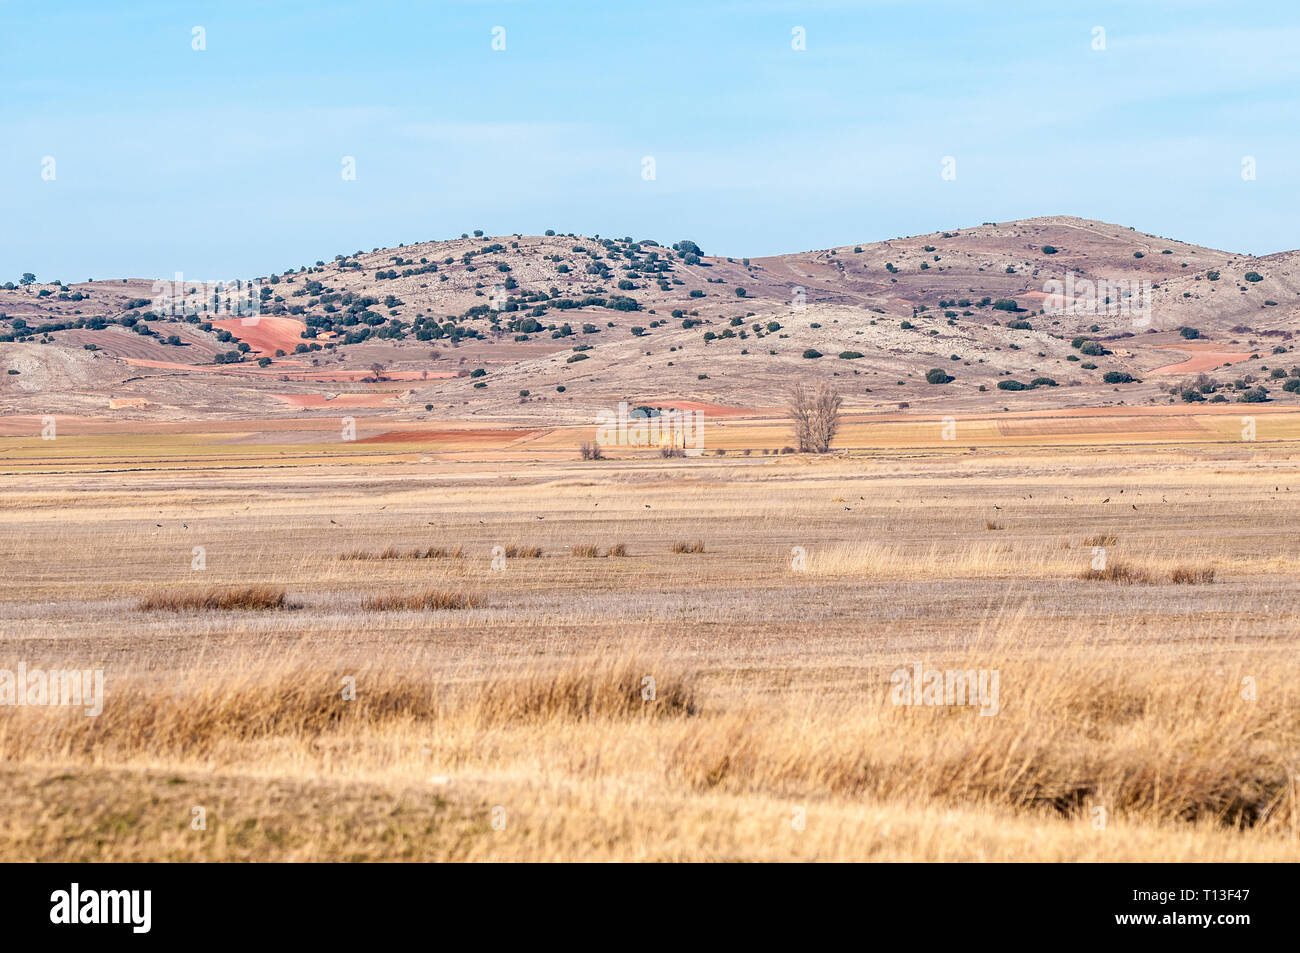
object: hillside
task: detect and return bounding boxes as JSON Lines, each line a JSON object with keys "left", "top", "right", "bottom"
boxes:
{"left": 3, "top": 216, "right": 1299, "bottom": 421}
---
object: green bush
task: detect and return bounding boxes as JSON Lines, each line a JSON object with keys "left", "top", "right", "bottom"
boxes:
{"left": 925, "top": 368, "right": 952, "bottom": 384}
{"left": 997, "top": 379, "right": 1027, "bottom": 391}
{"left": 802, "top": 349, "right": 822, "bottom": 359}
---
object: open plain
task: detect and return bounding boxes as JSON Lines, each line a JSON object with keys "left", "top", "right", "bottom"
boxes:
{"left": 1, "top": 410, "right": 1298, "bottom": 861}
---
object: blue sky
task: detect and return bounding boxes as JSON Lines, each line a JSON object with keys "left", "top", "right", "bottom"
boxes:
{"left": 3, "top": 1, "right": 1298, "bottom": 281}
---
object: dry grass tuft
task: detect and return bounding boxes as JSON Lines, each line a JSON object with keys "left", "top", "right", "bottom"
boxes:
{"left": 985, "top": 520, "right": 1004, "bottom": 531}
{"left": 1079, "top": 561, "right": 1154, "bottom": 584}
{"left": 607, "top": 542, "right": 628, "bottom": 557}
{"left": 1084, "top": 533, "right": 1119, "bottom": 547}
{"left": 1170, "top": 565, "right": 1216, "bottom": 585}
{"left": 571, "top": 543, "right": 601, "bottom": 558}
{"left": 361, "top": 588, "right": 482, "bottom": 611}
{"left": 138, "top": 585, "right": 287, "bottom": 612}
{"left": 503, "top": 543, "right": 543, "bottom": 558}
{"left": 670, "top": 540, "right": 706, "bottom": 554}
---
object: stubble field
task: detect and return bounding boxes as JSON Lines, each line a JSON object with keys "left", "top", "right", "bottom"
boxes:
{"left": 1, "top": 420, "right": 1298, "bottom": 861}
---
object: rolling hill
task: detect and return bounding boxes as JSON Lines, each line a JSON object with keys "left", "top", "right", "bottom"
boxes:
{"left": 3, "top": 216, "right": 1298, "bottom": 422}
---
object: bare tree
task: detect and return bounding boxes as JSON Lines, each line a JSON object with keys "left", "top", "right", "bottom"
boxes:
{"left": 786, "top": 381, "right": 842, "bottom": 453}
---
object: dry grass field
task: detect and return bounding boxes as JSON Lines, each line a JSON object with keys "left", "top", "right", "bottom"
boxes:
{"left": 1, "top": 417, "right": 1299, "bottom": 861}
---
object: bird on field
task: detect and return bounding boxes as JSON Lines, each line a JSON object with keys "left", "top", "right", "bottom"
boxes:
{"left": 330, "top": 519, "right": 338, "bottom": 524}
{"left": 992, "top": 504, "right": 1001, "bottom": 510}
{"left": 182, "top": 523, "right": 188, "bottom": 530}
{"left": 645, "top": 504, "right": 651, "bottom": 509}
{"left": 1132, "top": 504, "right": 1137, "bottom": 510}
{"left": 1101, "top": 498, "right": 1110, "bottom": 503}
{"left": 843, "top": 506, "right": 851, "bottom": 511}
{"left": 155, "top": 523, "right": 161, "bottom": 527}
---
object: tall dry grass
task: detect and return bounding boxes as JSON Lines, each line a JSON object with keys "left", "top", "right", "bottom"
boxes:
{"left": 137, "top": 585, "right": 287, "bottom": 611}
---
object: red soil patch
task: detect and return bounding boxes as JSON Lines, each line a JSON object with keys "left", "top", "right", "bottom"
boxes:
{"left": 210, "top": 317, "right": 308, "bottom": 356}
{"left": 1148, "top": 342, "right": 1255, "bottom": 375}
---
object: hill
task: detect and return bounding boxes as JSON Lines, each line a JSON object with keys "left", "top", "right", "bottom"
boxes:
{"left": 3, "top": 217, "right": 1299, "bottom": 421}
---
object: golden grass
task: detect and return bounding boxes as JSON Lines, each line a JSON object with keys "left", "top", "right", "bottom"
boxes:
{"left": 503, "top": 543, "right": 543, "bottom": 558}
{"left": 6, "top": 442, "right": 1300, "bottom": 860}
{"left": 137, "top": 585, "right": 287, "bottom": 611}
{"left": 670, "top": 540, "right": 706, "bottom": 554}
{"left": 571, "top": 543, "right": 601, "bottom": 558}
